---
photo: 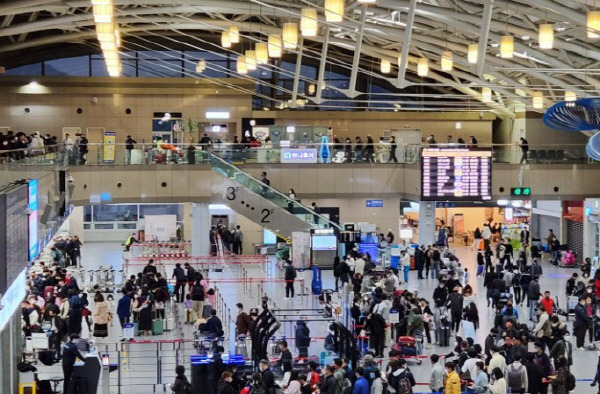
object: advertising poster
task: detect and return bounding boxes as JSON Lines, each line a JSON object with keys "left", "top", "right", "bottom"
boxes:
{"left": 292, "top": 231, "right": 311, "bottom": 269}
{"left": 103, "top": 131, "right": 116, "bottom": 163}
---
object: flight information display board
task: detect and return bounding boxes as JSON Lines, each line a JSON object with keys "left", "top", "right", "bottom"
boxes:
{"left": 421, "top": 148, "right": 492, "bottom": 201}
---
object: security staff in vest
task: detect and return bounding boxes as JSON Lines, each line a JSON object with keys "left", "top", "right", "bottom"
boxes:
{"left": 124, "top": 233, "right": 138, "bottom": 251}
{"left": 62, "top": 334, "right": 86, "bottom": 393}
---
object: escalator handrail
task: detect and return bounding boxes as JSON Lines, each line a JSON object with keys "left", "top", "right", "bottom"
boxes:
{"left": 209, "top": 153, "right": 342, "bottom": 231}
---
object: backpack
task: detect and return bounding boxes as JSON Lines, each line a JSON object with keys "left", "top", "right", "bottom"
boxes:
{"left": 192, "top": 284, "right": 204, "bottom": 299}
{"left": 512, "top": 273, "right": 521, "bottom": 287}
{"left": 181, "top": 381, "right": 192, "bottom": 394}
{"left": 507, "top": 364, "right": 523, "bottom": 392}
{"left": 334, "top": 263, "right": 344, "bottom": 277}
{"left": 338, "top": 378, "right": 352, "bottom": 394}
{"left": 396, "top": 371, "right": 413, "bottom": 394}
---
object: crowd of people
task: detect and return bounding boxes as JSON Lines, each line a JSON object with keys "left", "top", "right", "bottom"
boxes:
{"left": 0, "top": 130, "right": 90, "bottom": 164}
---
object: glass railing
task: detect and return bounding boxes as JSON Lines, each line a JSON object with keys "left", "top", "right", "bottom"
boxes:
{"left": 0, "top": 142, "right": 594, "bottom": 167}
{"left": 209, "top": 153, "right": 342, "bottom": 231}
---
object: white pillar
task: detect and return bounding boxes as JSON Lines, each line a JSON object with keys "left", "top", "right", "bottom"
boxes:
{"left": 418, "top": 201, "right": 436, "bottom": 246}
{"left": 191, "top": 203, "right": 210, "bottom": 257}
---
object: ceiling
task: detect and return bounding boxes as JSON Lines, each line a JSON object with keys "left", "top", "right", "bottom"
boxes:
{"left": 0, "top": 0, "right": 599, "bottom": 116}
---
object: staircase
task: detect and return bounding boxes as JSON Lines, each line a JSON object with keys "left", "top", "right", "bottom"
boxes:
{"left": 209, "top": 154, "right": 341, "bottom": 240}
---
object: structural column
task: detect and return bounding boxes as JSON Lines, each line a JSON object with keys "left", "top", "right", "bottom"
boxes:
{"left": 191, "top": 203, "right": 210, "bottom": 257}
{"left": 418, "top": 201, "right": 436, "bottom": 246}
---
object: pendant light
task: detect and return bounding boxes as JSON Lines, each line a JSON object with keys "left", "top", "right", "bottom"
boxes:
{"left": 282, "top": 23, "right": 298, "bottom": 49}
{"left": 324, "top": 0, "right": 344, "bottom": 22}
{"left": 441, "top": 51, "right": 453, "bottom": 71}
{"left": 93, "top": 3, "right": 113, "bottom": 23}
{"left": 500, "top": 35, "right": 514, "bottom": 58}
{"left": 245, "top": 50, "right": 257, "bottom": 71}
{"left": 565, "top": 91, "right": 576, "bottom": 102}
{"left": 301, "top": 8, "right": 318, "bottom": 37}
{"left": 468, "top": 44, "right": 478, "bottom": 64}
{"left": 380, "top": 59, "right": 391, "bottom": 74}
{"left": 532, "top": 92, "right": 544, "bottom": 109}
{"left": 588, "top": 11, "right": 600, "bottom": 39}
{"left": 482, "top": 87, "right": 492, "bottom": 102}
{"left": 538, "top": 23, "right": 554, "bottom": 49}
{"left": 229, "top": 26, "right": 240, "bottom": 44}
{"left": 397, "top": 54, "right": 402, "bottom": 66}
{"left": 196, "top": 59, "right": 206, "bottom": 73}
{"left": 221, "top": 31, "right": 231, "bottom": 48}
{"left": 256, "top": 43, "right": 269, "bottom": 64}
{"left": 236, "top": 56, "right": 247, "bottom": 74}
{"left": 96, "top": 22, "right": 116, "bottom": 42}
{"left": 417, "top": 58, "right": 429, "bottom": 77}
{"left": 268, "top": 34, "right": 282, "bottom": 58}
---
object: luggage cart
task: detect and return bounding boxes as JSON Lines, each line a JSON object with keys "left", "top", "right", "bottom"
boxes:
{"left": 390, "top": 331, "right": 423, "bottom": 365}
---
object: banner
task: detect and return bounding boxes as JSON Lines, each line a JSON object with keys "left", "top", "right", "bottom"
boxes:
{"left": 292, "top": 232, "right": 311, "bottom": 269}
{"left": 103, "top": 131, "right": 116, "bottom": 163}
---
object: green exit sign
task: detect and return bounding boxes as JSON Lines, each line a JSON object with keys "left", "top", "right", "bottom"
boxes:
{"left": 511, "top": 187, "right": 531, "bottom": 196}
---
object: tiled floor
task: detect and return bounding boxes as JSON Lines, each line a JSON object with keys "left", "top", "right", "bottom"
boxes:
{"left": 32, "top": 241, "right": 600, "bottom": 393}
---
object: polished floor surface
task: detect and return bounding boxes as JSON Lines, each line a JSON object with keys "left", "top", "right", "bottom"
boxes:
{"left": 31, "top": 241, "right": 600, "bottom": 393}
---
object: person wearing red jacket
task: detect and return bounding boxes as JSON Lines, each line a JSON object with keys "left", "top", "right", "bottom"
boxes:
{"left": 540, "top": 291, "right": 555, "bottom": 316}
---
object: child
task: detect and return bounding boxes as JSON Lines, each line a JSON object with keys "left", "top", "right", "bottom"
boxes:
{"left": 464, "top": 268, "right": 470, "bottom": 286}
{"left": 106, "top": 294, "right": 115, "bottom": 327}
{"left": 184, "top": 294, "right": 193, "bottom": 324}
{"left": 206, "top": 288, "right": 216, "bottom": 307}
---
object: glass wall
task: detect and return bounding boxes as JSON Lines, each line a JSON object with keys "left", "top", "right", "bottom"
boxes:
{"left": 83, "top": 203, "right": 184, "bottom": 231}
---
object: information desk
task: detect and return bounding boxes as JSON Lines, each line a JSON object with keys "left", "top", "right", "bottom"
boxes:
{"left": 421, "top": 148, "right": 492, "bottom": 201}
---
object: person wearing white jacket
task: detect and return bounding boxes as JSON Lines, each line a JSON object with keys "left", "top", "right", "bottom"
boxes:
{"left": 487, "top": 346, "right": 507, "bottom": 377}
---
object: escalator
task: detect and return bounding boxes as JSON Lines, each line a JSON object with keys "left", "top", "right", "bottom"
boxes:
{"left": 209, "top": 153, "right": 341, "bottom": 240}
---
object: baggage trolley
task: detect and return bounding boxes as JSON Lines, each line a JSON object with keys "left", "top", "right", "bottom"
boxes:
{"left": 390, "top": 332, "right": 423, "bottom": 365}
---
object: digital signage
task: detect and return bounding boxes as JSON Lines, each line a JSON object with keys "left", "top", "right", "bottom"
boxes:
{"left": 28, "top": 179, "right": 38, "bottom": 261}
{"left": 421, "top": 148, "right": 492, "bottom": 201}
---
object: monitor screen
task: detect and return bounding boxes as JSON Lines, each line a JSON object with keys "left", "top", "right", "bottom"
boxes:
{"left": 312, "top": 235, "right": 337, "bottom": 251}
{"left": 421, "top": 148, "right": 492, "bottom": 201}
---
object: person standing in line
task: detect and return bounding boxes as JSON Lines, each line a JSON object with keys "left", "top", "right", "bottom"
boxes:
{"left": 400, "top": 250, "right": 411, "bottom": 283}
{"left": 184, "top": 262, "right": 197, "bottom": 296}
{"left": 295, "top": 320, "right": 311, "bottom": 357}
{"left": 354, "top": 136, "right": 363, "bottom": 162}
{"left": 190, "top": 280, "right": 205, "bottom": 321}
{"left": 444, "top": 362, "right": 461, "bottom": 394}
{"left": 116, "top": 289, "right": 132, "bottom": 331}
{"left": 471, "top": 227, "right": 482, "bottom": 251}
{"left": 429, "top": 354, "right": 445, "bottom": 393}
{"left": 92, "top": 292, "right": 111, "bottom": 340}
{"left": 125, "top": 135, "right": 137, "bottom": 164}
{"left": 574, "top": 296, "right": 591, "bottom": 350}
{"left": 446, "top": 287, "right": 464, "bottom": 333}
{"left": 172, "top": 263, "right": 187, "bottom": 303}
{"left": 235, "top": 303, "right": 252, "bottom": 338}
{"left": 519, "top": 137, "right": 529, "bottom": 164}
{"left": 233, "top": 225, "right": 243, "bottom": 255}
{"left": 388, "top": 136, "right": 399, "bottom": 163}
{"left": 284, "top": 260, "right": 297, "bottom": 300}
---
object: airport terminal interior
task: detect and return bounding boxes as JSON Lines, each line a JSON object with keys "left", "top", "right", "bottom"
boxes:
{"left": 3, "top": 0, "right": 600, "bottom": 393}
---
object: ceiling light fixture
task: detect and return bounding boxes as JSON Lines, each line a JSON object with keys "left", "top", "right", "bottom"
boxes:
{"left": 282, "top": 23, "right": 298, "bottom": 49}
{"left": 482, "top": 87, "right": 492, "bottom": 102}
{"left": 532, "top": 92, "right": 544, "bottom": 109}
{"left": 268, "top": 34, "right": 282, "bottom": 58}
{"left": 588, "top": 11, "right": 600, "bottom": 39}
{"left": 301, "top": 8, "right": 318, "bottom": 37}
{"left": 255, "top": 43, "right": 269, "bottom": 64}
{"left": 221, "top": 31, "right": 231, "bottom": 48}
{"left": 441, "top": 50, "right": 453, "bottom": 71}
{"left": 229, "top": 26, "right": 240, "bottom": 44}
{"left": 500, "top": 35, "right": 514, "bottom": 58}
{"left": 539, "top": 23, "right": 554, "bottom": 49}
{"left": 381, "top": 59, "right": 391, "bottom": 74}
{"left": 324, "top": 0, "right": 344, "bottom": 22}
{"left": 565, "top": 91, "right": 576, "bottom": 102}
{"left": 417, "top": 58, "right": 428, "bottom": 77}
{"left": 468, "top": 44, "right": 478, "bottom": 64}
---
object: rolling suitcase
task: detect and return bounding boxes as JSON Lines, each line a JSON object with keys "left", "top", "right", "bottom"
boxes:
{"left": 202, "top": 304, "right": 212, "bottom": 318}
{"left": 152, "top": 319, "right": 164, "bottom": 335}
{"left": 164, "top": 318, "right": 174, "bottom": 331}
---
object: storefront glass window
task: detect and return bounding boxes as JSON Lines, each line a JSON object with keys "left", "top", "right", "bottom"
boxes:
{"left": 92, "top": 205, "right": 138, "bottom": 222}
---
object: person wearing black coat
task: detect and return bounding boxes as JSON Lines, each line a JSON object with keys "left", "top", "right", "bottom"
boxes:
{"left": 525, "top": 352, "right": 544, "bottom": 394}
{"left": 284, "top": 261, "right": 297, "bottom": 299}
{"left": 446, "top": 288, "right": 464, "bottom": 333}
{"left": 217, "top": 371, "right": 237, "bottom": 394}
{"left": 366, "top": 312, "right": 386, "bottom": 357}
{"left": 320, "top": 366, "right": 339, "bottom": 394}
{"left": 415, "top": 246, "right": 426, "bottom": 279}
{"left": 259, "top": 360, "right": 277, "bottom": 394}
{"left": 295, "top": 321, "right": 311, "bottom": 357}
{"left": 433, "top": 282, "right": 448, "bottom": 307}
{"left": 172, "top": 263, "right": 187, "bottom": 303}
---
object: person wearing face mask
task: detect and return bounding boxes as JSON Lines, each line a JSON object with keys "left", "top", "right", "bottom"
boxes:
{"left": 444, "top": 362, "right": 461, "bottom": 394}
{"left": 574, "top": 295, "right": 592, "bottom": 350}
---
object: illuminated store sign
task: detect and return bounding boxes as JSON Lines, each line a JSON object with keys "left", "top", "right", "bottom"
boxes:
{"left": 280, "top": 149, "right": 318, "bottom": 164}
{"left": 0, "top": 269, "right": 26, "bottom": 332}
